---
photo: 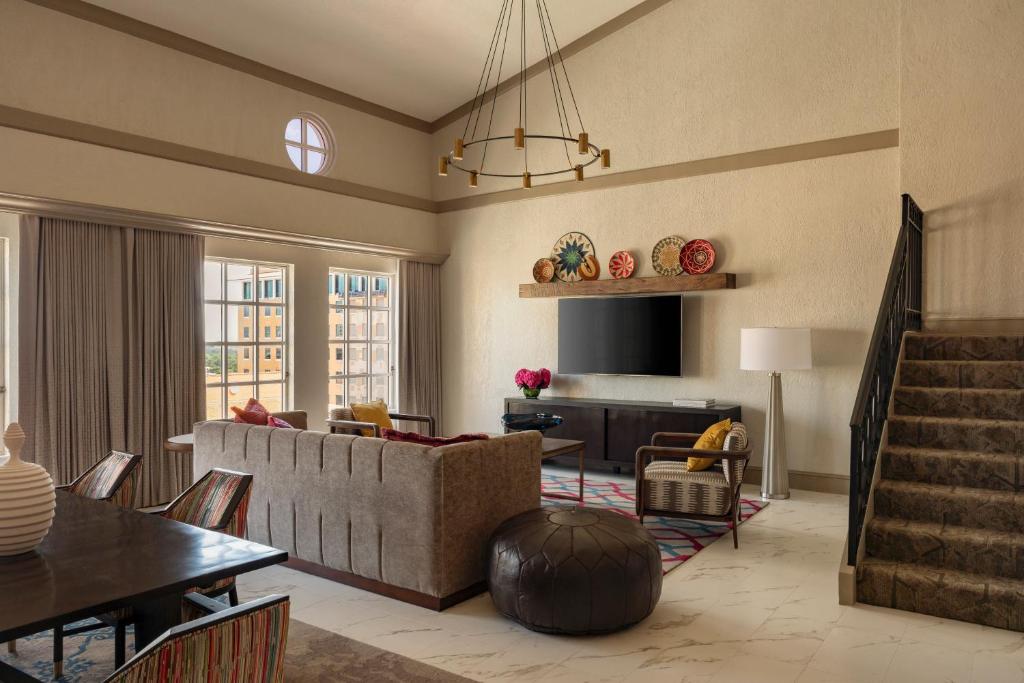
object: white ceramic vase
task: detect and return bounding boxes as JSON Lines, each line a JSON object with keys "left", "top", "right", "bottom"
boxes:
{"left": 0, "top": 423, "right": 56, "bottom": 556}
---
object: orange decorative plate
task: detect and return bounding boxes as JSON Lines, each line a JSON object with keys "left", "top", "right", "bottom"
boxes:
{"left": 651, "top": 236, "right": 685, "bottom": 276}
{"left": 608, "top": 250, "right": 635, "bottom": 279}
{"left": 533, "top": 258, "right": 555, "bottom": 283}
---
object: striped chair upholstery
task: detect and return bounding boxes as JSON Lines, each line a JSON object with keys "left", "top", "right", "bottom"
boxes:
{"left": 66, "top": 451, "right": 142, "bottom": 508}
{"left": 163, "top": 468, "right": 253, "bottom": 600}
{"left": 104, "top": 595, "right": 289, "bottom": 683}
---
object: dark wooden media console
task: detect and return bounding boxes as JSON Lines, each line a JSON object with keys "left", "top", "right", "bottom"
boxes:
{"left": 504, "top": 396, "right": 742, "bottom": 473}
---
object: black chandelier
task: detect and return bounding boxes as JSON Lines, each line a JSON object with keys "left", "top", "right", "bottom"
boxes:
{"left": 438, "top": 0, "right": 610, "bottom": 189}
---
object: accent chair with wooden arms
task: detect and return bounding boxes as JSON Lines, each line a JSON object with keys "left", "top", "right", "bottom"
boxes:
{"left": 327, "top": 406, "right": 436, "bottom": 437}
{"left": 635, "top": 423, "right": 752, "bottom": 548}
{"left": 103, "top": 594, "right": 290, "bottom": 683}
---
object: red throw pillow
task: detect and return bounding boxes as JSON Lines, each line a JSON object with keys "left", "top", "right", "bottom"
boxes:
{"left": 231, "top": 398, "right": 271, "bottom": 425}
{"left": 267, "top": 415, "right": 293, "bottom": 428}
{"left": 381, "top": 428, "right": 489, "bottom": 446}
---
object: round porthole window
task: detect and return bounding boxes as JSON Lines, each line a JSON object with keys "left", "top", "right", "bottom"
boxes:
{"left": 284, "top": 113, "right": 334, "bottom": 174}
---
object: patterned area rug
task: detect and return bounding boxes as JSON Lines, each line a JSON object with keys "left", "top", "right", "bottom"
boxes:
{"left": 541, "top": 471, "right": 766, "bottom": 574}
{"left": 1, "top": 619, "right": 472, "bottom": 682}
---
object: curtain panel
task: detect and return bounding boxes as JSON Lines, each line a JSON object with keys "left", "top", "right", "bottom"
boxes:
{"left": 19, "top": 216, "right": 204, "bottom": 507}
{"left": 397, "top": 260, "right": 442, "bottom": 434}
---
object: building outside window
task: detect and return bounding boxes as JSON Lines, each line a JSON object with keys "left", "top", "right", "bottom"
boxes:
{"left": 328, "top": 270, "right": 394, "bottom": 411}
{"left": 204, "top": 259, "right": 290, "bottom": 419}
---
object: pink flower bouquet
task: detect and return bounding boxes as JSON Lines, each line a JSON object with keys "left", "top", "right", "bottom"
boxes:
{"left": 515, "top": 368, "right": 551, "bottom": 398}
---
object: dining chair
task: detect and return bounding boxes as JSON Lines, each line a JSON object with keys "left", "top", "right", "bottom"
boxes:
{"left": 103, "top": 593, "right": 289, "bottom": 683}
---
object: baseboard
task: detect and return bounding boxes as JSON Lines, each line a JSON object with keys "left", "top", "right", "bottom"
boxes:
{"left": 923, "top": 316, "right": 1024, "bottom": 334}
{"left": 743, "top": 466, "right": 849, "bottom": 495}
{"left": 283, "top": 557, "right": 487, "bottom": 611}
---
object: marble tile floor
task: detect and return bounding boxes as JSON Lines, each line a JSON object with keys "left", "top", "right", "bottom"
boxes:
{"left": 237, "top": 472, "right": 1024, "bottom": 683}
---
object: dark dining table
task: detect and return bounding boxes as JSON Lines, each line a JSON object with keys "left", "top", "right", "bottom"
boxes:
{"left": 0, "top": 490, "right": 286, "bottom": 682}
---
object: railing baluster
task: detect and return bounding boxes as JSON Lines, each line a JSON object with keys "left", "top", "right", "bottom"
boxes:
{"left": 848, "top": 194, "right": 922, "bottom": 566}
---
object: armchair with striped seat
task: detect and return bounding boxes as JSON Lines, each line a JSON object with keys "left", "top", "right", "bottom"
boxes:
{"left": 61, "top": 450, "right": 143, "bottom": 508}
{"left": 635, "top": 422, "right": 752, "bottom": 548}
{"left": 103, "top": 594, "right": 289, "bottom": 683}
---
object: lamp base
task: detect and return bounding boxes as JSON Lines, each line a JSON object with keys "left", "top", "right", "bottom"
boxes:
{"left": 761, "top": 371, "right": 790, "bottom": 501}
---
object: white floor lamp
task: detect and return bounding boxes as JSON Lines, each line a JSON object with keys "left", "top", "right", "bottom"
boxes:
{"left": 740, "top": 327, "right": 812, "bottom": 501}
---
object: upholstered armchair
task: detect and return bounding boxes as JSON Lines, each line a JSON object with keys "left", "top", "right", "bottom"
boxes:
{"left": 635, "top": 424, "right": 752, "bottom": 548}
{"left": 59, "top": 450, "right": 143, "bottom": 508}
{"left": 327, "top": 407, "right": 435, "bottom": 437}
{"left": 103, "top": 594, "right": 290, "bottom": 683}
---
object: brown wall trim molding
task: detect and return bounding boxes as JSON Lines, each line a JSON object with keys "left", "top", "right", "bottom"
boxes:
{"left": 23, "top": 0, "right": 433, "bottom": 133}
{"left": 744, "top": 466, "right": 849, "bottom": 496}
{"left": 923, "top": 316, "right": 1024, "bottom": 334}
{"left": 430, "top": 0, "right": 675, "bottom": 132}
{"left": 0, "top": 191, "right": 448, "bottom": 264}
{"left": 437, "top": 129, "right": 900, "bottom": 213}
{"left": 0, "top": 104, "right": 435, "bottom": 214}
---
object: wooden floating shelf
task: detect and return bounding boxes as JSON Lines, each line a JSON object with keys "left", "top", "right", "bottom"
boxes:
{"left": 519, "top": 273, "right": 736, "bottom": 298}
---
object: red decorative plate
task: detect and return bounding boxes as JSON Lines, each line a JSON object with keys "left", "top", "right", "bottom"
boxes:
{"left": 680, "top": 239, "right": 716, "bottom": 274}
{"left": 608, "top": 250, "right": 635, "bottom": 279}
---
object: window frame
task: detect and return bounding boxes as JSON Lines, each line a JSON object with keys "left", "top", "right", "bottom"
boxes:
{"left": 204, "top": 257, "right": 292, "bottom": 419}
{"left": 328, "top": 268, "right": 395, "bottom": 412}
{"left": 284, "top": 112, "right": 335, "bottom": 176}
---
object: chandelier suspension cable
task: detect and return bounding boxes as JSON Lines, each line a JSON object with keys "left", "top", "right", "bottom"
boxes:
{"left": 479, "top": 0, "right": 515, "bottom": 175}
{"left": 468, "top": 0, "right": 511, "bottom": 145}
{"left": 536, "top": 0, "right": 572, "bottom": 165}
{"left": 520, "top": 0, "right": 528, "bottom": 176}
{"left": 539, "top": 0, "right": 585, "bottom": 134}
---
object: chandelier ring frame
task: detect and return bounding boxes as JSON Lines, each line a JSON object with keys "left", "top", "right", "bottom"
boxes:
{"left": 446, "top": 134, "right": 601, "bottom": 179}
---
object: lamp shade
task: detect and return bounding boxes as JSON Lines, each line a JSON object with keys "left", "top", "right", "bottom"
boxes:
{"left": 740, "top": 327, "right": 812, "bottom": 371}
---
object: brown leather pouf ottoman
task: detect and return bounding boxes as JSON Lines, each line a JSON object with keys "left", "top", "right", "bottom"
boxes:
{"left": 487, "top": 506, "right": 662, "bottom": 634}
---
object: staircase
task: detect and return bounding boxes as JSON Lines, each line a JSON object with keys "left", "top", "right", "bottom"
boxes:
{"left": 857, "top": 333, "right": 1024, "bottom": 630}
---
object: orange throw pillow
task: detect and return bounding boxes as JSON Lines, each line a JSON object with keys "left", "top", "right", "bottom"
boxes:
{"left": 231, "top": 398, "right": 271, "bottom": 425}
{"left": 687, "top": 418, "right": 732, "bottom": 471}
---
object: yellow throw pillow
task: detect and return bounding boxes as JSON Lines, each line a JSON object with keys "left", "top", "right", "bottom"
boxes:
{"left": 687, "top": 418, "right": 732, "bottom": 472}
{"left": 350, "top": 400, "right": 394, "bottom": 437}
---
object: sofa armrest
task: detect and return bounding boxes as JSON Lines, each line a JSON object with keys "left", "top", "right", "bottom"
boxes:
{"left": 389, "top": 412, "right": 436, "bottom": 437}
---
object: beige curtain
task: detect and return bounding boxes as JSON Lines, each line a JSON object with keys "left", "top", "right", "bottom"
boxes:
{"left": 398, "top": 260, "right": 442, "bottom": 434}
{"left": 19, "top": 216, "right": 204, "bottom": 506}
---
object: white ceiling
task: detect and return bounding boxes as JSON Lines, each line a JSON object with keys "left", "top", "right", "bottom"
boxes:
{"left": 87, "top": 0, "right": 645, "bottom": 122}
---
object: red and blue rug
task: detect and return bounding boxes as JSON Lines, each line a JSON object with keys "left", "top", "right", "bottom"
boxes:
{"left": 541, "top": 472, "right": 767, "bottom": 575}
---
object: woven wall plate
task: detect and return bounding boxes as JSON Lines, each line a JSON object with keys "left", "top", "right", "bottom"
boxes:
{"left": 680, "top": 239, "right": 717, "bottom": 274}
{"left": 608, "top": 250, "right": 636, "bottom": 279}
{"left": 651, "top": 236, "right": 685, "bottom": 276}
{"left": 533, "top": 258, "right": 555, "bottom": 283}
{"left": 551, "top": 232, "right": 597, "bottom": 282}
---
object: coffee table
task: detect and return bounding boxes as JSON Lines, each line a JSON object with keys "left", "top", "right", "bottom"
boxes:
{"left": 541, "top": 437, "right": 585, "bottom": 503}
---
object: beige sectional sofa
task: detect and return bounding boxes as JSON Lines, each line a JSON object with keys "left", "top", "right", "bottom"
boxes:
{"left": 193, "top": 421, "right": 542, "bottom": 609}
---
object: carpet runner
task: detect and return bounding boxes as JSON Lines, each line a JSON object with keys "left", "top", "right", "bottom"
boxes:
{"left": 541, "top": 471, "right": 766, "bottom": 574}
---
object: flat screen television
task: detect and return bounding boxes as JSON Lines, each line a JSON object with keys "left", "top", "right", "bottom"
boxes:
{"left": 558, "top": 295, "right": 682, "bottom": 376}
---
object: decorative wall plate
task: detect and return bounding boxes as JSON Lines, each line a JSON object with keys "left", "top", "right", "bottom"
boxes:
{"left": 579, "top": 255, "right": 601, "bottom": 280}
{"left": 608, "top": 250, "right": 635, "bottom": 279}
{"left": 551, "top": 232, "right": 597, "bottom": 282}
{"left": 651, "top": 236, "right": 685, "bottom": 276}
{"left": 680, "top": 239, "right": 716, "bottom": 274}
{"left": 532, "top": 258, "right": 555, "bottom": 283}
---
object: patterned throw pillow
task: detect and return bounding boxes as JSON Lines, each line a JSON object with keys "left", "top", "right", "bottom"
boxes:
{"left": 381, "top": 428, "right": 489, "bottom": 446}
{"left": 231, "top": 398, "right": 271, "bottom": 425}
{"left": 686, "top": 418, "right": 732, "bottom": 472}
{"left": 267, "top": 416, "right": 293, "bottom": 428}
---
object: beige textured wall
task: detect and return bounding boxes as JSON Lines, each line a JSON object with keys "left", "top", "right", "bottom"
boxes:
{"left": 0, "top": 0, "right": 432, "bottom": 201}
{"left": 438, "top": 0, "right": 902, "bottom": 478}
{"left": 204, "top": 237, "right": 394, "bottom": 428}
{"left": 431, "top": 0, "right": 898, "bottom": 200}
{"left": 440, "top": 149, "right": 899, "bottom": 476}
{"left": 901, "top": 0, "right": 1024, "bottom": 322}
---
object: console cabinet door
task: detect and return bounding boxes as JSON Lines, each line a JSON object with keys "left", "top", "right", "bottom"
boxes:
{"left": 505, "top": 400, "right": 605, "bottom": 463}
{"left": 605, "top": 409, "right": 724, "bottom": 463}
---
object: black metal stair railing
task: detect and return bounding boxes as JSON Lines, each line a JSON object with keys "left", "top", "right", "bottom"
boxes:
{"left": 848, "top": 194, "right": 923, "bottom": 566}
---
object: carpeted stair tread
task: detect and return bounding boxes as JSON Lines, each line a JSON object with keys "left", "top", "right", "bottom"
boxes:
{"left": 865, "top": 517, "right": 1024, "bottom": 579}
{"left": 900, "top": 360, "right": 1024, "bottom": 389}
{"left": 857, "top": 557, "right": 1024, "bottom": 631}
{"left": 887, "top": 414, "right": 1023, "bottom": 453}
{"left": 881, "top": 445, "right": 1022, "bottom": 490}
{"left": 893, "top": 386, "right": 1024, "bottom": 420}
{"left": 904, "top": 334, "right": 1024, "bottom": 362}
{"left": 874, "top": 479, "right": 1024, "bottom": 532}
